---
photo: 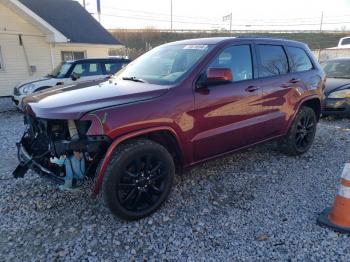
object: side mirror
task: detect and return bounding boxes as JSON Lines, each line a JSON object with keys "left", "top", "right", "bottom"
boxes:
{"left": 197, "top": 68, "right": 233, "bottom": 88}
{"left": 71, "top": 72, "right": 80, "bottom": 81}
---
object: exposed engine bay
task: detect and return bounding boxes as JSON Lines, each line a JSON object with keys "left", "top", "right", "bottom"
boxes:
{"left": 13, "top": 114, "right": 111, "bottom": 188}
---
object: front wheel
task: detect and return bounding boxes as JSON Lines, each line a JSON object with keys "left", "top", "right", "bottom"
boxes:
{"left": 279, "top": 106, "right": 317, "bottom": 156}
{"left": 101, "top": 139, "right": 175, "bottom": 220}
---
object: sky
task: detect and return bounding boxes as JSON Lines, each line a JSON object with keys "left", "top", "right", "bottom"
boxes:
{"left": 76, "top": 0, "right": 350, "bottom": 31}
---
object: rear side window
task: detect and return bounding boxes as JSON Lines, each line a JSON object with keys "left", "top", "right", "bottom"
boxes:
{"left": 104, "top": 62, "right": 128, "bottom": 75}
{"left": 257, "top": 45, "right": 288, "bottom": 77}
{"left": 341, "top": 38, "right": 350, "bottom": 45}
{"left": 287, "top": 46, "right": 313, "bottom": 72}
{"left": 208, "top": 45, "right": 253, "bottom": 82}
{"left": 71, "top": 63, "right": 102, "bottom": 77}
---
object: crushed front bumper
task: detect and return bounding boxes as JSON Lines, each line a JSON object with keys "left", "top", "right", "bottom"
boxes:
{"left": 322, "top": 97, "right": 350, "bottom": 117}
{"left": 13, "top": 135, "right": 111, "bottom": 183}
{"left": 13, "top": 142, "right": 64, "bottom": 184}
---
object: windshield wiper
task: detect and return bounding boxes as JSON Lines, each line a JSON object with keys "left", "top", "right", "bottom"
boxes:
{"left": 122, "top": 76, "right": 147, "bottom": 83}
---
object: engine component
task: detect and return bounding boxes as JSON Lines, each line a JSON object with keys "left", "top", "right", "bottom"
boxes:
{"left": 50, "top": 151, "right": 86, "bottom": 190}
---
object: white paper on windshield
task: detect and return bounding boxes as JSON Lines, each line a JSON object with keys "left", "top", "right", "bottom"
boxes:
{"left": 183, "top": 45, "right": 208, "bottom": 50}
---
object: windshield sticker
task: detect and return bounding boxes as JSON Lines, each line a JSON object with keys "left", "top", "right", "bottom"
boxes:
{"left": 184, "top": 45, "right": 208, "bottom": 50}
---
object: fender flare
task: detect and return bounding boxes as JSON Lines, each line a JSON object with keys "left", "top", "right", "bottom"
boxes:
{"left": 92, "top": 126, "right": 182, "bottom": 196}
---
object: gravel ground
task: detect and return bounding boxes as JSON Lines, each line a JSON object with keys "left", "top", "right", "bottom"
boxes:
{"left": 0, "top": 97, "right": 16, "bottom": 113}
{"left": 1, "top": 108, "right": 350, "bottom": 261}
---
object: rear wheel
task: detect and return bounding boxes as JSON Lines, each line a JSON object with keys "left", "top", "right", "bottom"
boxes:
{"left": 101, "top": 139, "right": 175, "bottom": 220}
{"left": 279, "top": 106, "right": 317, "bottom": 156}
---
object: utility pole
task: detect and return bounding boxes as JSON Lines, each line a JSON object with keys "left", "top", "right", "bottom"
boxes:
{"left": 82, "top": 0, "right": 86, "bottom": 8}
{"left": 170, "top": 0, "right": 173, "bottom": 32}
{"left": 97, "top": 0, "right": 101, "bottom": 23}
{"left": 223, "top": 13, "right": 232, "bottom": 33}
{"left": 318, "top": 11, "right": 324, "bottom": 61}
{"left": 319, "top": 11, "right": 324, "bottom": 33}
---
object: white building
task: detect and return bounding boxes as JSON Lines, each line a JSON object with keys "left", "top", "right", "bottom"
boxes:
{"left": 0, "top": 0, "right": 123, "bottom": 96}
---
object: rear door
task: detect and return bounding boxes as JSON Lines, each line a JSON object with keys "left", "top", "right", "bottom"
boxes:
{"left": 284, "top": 45, "right": 317, "bottom": 92}
{"left": 255, "top": 43, "right": 303, "bottom": 136}
{"left": 193, "top": 43, "right": 267, "bottom": 161}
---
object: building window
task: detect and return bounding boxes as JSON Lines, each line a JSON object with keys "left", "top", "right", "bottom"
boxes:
{"left": 61, "top": 51, "right": 86, "bottom": 62}
{"left": 0, "top": 46, "right": 4, "bottom": 71}
{"left": 108, "top": 48, "right": 120, "bottom": 56}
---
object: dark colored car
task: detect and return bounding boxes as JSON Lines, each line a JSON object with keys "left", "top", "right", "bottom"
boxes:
{"left": 13, "top": 37, "right": 325, "bottom": 220}
{"left": 321, "top": 58, "right": 350, "bottom": 116}
{"left": 13, "top": 57, "right": 130, "bottom": 108}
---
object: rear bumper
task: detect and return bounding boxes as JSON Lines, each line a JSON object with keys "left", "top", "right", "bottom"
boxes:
{"left": 322, "top": 97, "right": 350, "bottom": 116}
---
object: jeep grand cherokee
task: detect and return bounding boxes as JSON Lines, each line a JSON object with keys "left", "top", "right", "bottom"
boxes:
{"left": 13, "top": 37, "right": 325, "bottom": 220}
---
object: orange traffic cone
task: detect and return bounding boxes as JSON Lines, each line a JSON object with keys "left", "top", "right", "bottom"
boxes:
{"left": 317, "top": 162, "right": 350, "bottom": 233}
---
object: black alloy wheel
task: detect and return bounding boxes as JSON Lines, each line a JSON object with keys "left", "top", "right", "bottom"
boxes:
{"left": 295, "top": 112, "right": 315, "bottom": 151}
{"left": 280, "top": 106, "right": 317, "bottom": 156}
{"left": 117, "top": 154, "right": 167, "bottom": 212}
{"left": 101, "top": 139, "right": 175, "bottom": 220}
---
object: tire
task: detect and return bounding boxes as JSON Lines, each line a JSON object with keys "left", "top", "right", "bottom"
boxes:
{"left": 101, "top": 139, "right": 175, "bottom": 220}
{"left": 279, "top": 106, "right": 317, "bottom": 156}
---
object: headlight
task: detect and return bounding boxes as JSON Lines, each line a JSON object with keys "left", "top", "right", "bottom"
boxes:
{"left": 21, "top": 83, "right": 36, "bottom": 94}
{"left": 328, "top": 89, "right": 350, "bottom": 99}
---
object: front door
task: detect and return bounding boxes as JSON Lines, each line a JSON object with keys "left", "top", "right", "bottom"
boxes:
{"left": 193, "top": 44, "right": 266, "bottom": 161}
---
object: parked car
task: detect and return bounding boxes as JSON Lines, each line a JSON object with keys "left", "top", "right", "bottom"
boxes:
{"left": 321, "top": 58, "right": 350, "bottom": 116}
{"left": 12, "top": 57, "right": 130, "bottom": 108}
{"left": 13, "top": 37, "right": 325, "bottom": 220}
{"left": 337, "top": 37, "right": 350, "bottom": 48}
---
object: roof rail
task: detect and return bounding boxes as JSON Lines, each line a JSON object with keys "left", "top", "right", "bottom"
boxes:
{"left": 235, "top": 35, "right": 281, "bottom": 39}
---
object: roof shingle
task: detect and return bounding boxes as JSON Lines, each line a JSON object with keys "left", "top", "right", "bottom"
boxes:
{"left": 19, "top": 0, "right": 121, "bottom": 45}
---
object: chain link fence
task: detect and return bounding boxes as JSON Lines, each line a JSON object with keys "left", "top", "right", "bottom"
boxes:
{"left": 312, "top": 48, "right": 350, "bottom": 62}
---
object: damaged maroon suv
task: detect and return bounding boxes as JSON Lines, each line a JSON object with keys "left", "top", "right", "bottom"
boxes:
{"left": 13, "top": 37, "right": 325, "bottom": 220}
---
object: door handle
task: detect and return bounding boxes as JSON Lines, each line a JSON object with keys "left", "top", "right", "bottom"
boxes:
{"left": 56, "top": 82, "right": 64, "bottom": 85}
{"left": 281, "top": 83, "right": 292, "bottom": 88}
{"left": 281, "top": 78, "right": 301, "bottom": 88}
{"left": 245, "top": 86, "right": 259, "bottom": 92}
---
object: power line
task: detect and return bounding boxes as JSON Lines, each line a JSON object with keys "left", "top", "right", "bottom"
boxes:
{"left": 101, "top": 4, "right": 350, "bottom": 25}
{"left": 102, "top": 13, "right": 350, "bottom": 28}
{"left": 102, "top": 5, "right": 221, "bottom": 22}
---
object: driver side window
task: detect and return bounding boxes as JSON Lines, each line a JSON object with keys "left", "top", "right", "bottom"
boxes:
{"left": 208, "top": 45, "right": 253, "bottom": 82}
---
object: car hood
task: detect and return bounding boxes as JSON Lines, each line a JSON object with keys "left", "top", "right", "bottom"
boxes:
{"left": 23, "top": 79, "right": 170, "bottom": 119}
{"left": 16, "top": 77, "right": 52, "bottom": 88}
{"left": 324, "top": 77, "right": 350, "bottom": 96}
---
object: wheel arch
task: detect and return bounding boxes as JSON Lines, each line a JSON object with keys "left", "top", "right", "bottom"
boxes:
{"left": 92, "top": 126, "right": 183, "bottom": 196}
{"left": 283, "top": 95, "right": 321, "bottom": 135}
{"left": 300, "top": 97, "right": 322, "bottom": 121}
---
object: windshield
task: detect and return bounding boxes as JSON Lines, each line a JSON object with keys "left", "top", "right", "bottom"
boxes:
{"left": 116, "top": 44, "right": 214, "bottom": 85}
{"left": 322, "top": 60, "right": 350, "bottom": 78}
{"left": 49, "top": 62, "right": 72, "bottom": 78}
